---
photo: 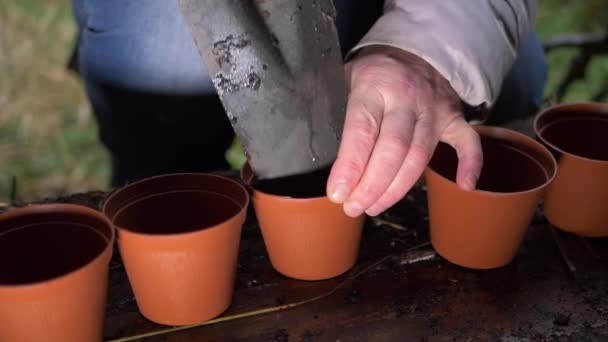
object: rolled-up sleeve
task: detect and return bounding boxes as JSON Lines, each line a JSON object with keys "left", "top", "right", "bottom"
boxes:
{"left": 348, "top": 0, "right": 537, "bottom": 108}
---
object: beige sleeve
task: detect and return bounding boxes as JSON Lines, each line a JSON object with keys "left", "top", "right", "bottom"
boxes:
{"left": 348, "top": 0, "right": 538, "bottom": 108}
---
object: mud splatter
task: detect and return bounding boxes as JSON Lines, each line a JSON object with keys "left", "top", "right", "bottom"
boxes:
{"left": 212, "top": 34, "right": 250, "bottom": 68}
{"left": 244, "top": 73, "right": 261, "bottom": 90}
{"left": 213, "top": 72, "right": 240, "bottom": 95}
{"left": 270, "top": 34, "right": 280, "bottom": 48}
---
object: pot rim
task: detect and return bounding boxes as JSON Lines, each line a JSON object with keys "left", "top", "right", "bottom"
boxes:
{"left": 426, "top": 124, "right": 558, "bottom": 196}
{"left": 0, "top": 203, "right": 115, "bottom": 290}
{"left": 102, "top": 172, "right": 250, "bottom": 238}
{"left": 533, "top": 102, "right": 608, "bottom": 164}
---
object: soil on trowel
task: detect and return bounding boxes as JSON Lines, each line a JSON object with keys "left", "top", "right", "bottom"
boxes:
{"left": 253, "top": 166, "right": 331, "bottom": 198}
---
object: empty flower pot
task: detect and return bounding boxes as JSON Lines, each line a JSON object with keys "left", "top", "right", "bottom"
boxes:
{"left": 534, "top": 102, "right": 608, "bottom": 237}
{"left": 241, "top": 163, "right": 365, "bottom": 281}
{"left": 102, "top": 173, "right": 249, "bottom": 326}
{"left": 0, "top": 204, "right": 114, "bottom": 342}
{"left": 425, "top": 125, "right": 557, "bottom": 269}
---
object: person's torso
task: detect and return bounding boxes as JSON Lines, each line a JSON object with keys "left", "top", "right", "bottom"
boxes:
{"left": 73, "top": 0, "right": 383, "bottom": 95}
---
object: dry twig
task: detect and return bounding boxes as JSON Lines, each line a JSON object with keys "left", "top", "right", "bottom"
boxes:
{"left": 550, "top": 226, "right": 577, "bottom": 273}
{"left": 371, "top": 217, "right": 408, "bottom": 231}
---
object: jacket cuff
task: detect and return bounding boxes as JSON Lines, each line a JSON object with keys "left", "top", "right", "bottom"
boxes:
{"left": 347, "top": 1, "right": 535, "bottom": 109}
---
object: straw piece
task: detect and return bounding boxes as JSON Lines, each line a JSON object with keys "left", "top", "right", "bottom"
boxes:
{"left": 371, "top": 217, "right": 409, "bottom": 231}
{"left": 549, "top": 226, "right": 577, "bottom": 273}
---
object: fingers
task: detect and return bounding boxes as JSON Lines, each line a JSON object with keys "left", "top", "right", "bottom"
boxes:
{"left": 341, "top": 106, "right": 417, "bottom": 217}
{"left": 441, "top": 117, "right": 483, "bottom": 191}
{"left": 365, "top": 117, "right": 436, "bottom": 216}
{"left": 364, "top": 116, "right": 483, "bottom": 216}
{"left": 327, "top": 46, "right": 483, "bottom": 219}
{"left": 327, "top": 84, "right": 385, "bottom": 206}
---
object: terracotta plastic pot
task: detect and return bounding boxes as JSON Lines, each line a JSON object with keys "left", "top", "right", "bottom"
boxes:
{"left": 0, "top": 204, "right": 114, "bottom": 342}
{"left": 102, "top": 173, "right": 249, "bottom": 326}
{"left": 534, "top": 102, "right": 608, "bottom": 237}
{"left": 241, "top": 164, "right": 365, "bottom": 281}
{"left": 425, "top": 125, "right": 557, "bottom": 269}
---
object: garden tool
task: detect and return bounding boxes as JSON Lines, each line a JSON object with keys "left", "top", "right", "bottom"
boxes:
{"left": 177, "top": 0, "right": 348, "bottom": 180}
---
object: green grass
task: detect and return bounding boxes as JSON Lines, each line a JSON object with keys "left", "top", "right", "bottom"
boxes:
{"left": 0, "top": 0, "right": 111, "bottom": 203}
{"left": 1, "top": 0, "right": 607, "bottom": 202}
{"left": 536, "top": 0, "right": 608, "bottom": 102}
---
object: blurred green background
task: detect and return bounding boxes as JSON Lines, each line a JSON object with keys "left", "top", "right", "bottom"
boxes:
{"left": 1, "top": 0, "right": 608, "bottom": 203}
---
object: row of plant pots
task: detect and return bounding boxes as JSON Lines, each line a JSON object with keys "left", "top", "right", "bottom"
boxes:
{"left": 0, "top": 102, "right": 606, "bottom": 341}
{"left": 0, "top": 167, "right": 365, "bottom": 341}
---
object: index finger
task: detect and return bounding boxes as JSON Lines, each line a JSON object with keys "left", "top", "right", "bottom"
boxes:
{"left": 326, "top": 84, "right": 384, "bottom": 204}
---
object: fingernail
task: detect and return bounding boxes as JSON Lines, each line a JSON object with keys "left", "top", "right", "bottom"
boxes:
{"left": 464, "top": 172, "right": 478, "bottom": 191}
{"left": 344, "top": 201, "right": 363, "bottom": 217}
{"left": 365, "top": 207, "right": 380, "bottom": 217}
{"left": 330, "top": 183, "right": 350, "bottom": 203}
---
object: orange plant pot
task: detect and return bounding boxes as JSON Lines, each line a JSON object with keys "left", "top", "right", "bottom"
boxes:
{"left": 534, "top": 102, "right": 608, "bottom": 237}
{"left": 242, "top": 164, "right": 365, "bottom": 281}
{"left": 425, "top": 125, "right": 557, "bottom": 269}
{"left": 0, "top": 204, "right": 114, "bottom": 342}
{"left": 103, "top": 173, "right": 249, "bottom": 326}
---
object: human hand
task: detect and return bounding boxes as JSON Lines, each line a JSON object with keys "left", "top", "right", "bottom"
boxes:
{"left": 327, "top": 45, "right": 483, "bottom": 217}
